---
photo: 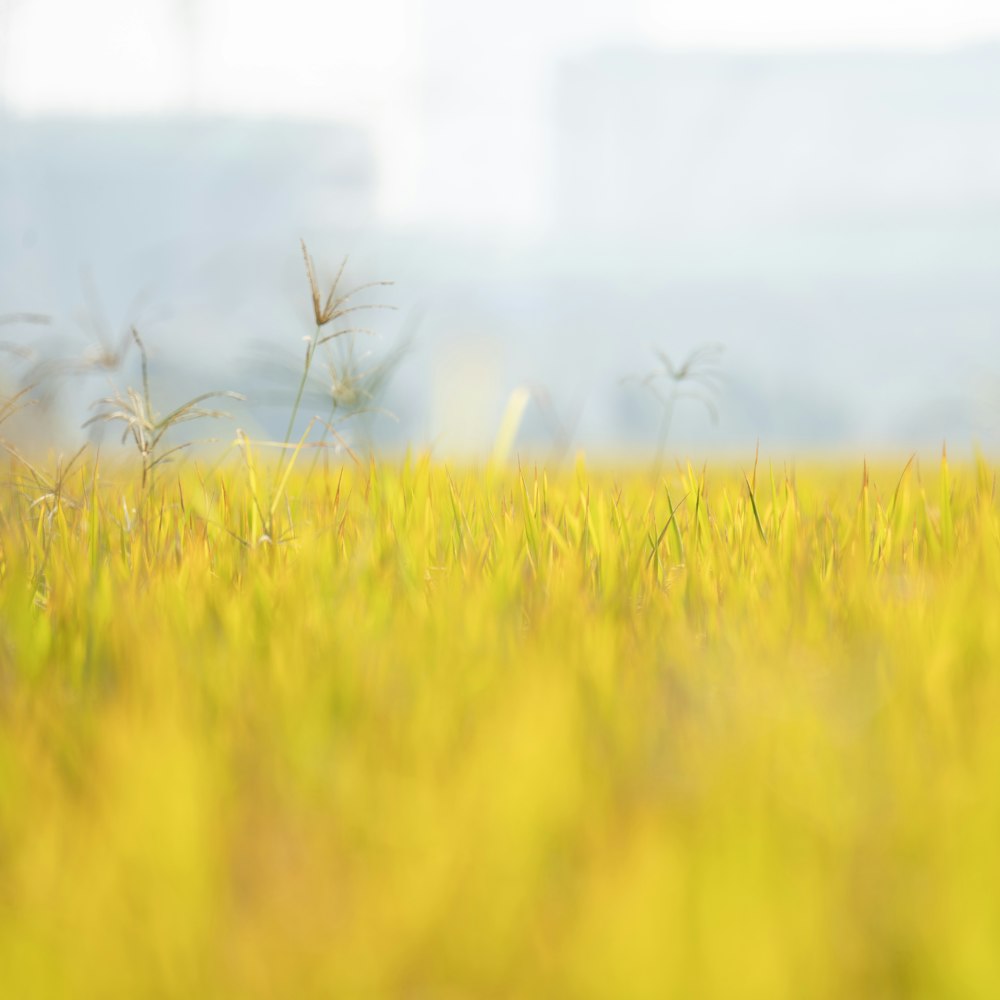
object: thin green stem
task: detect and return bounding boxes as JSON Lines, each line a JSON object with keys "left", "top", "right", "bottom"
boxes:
{"left": 280, "top": 328, "right": 319, "bottom": 472}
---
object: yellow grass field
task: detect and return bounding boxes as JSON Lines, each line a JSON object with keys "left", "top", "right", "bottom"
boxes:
{"left": 1, "top": 453, "right": 998, "bottom": 997}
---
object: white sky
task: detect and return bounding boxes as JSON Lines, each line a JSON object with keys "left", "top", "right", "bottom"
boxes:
{"left": 3, "top": 0, "right": 1000, "bottom": 118}
{"left": 4, "top": 0, "right": 1000, "bottom": 229}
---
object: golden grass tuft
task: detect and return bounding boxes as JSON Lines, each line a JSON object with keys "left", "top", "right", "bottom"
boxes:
{"left": 0, "top": 452, "right": 998, "bottom": 996}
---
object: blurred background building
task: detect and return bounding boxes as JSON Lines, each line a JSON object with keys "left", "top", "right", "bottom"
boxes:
{"left": 2, "top": 0, "right": 1000, "bottom": 455}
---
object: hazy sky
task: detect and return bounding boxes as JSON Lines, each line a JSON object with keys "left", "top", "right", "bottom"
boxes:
{"left": 4, "top": 0, "right": 1000, "bottom": 229}
{"left": 4, "top": 0, "right": 1000, "bottom": 118}
{"left": 3, "top": 0, "right": 1000, "bottom": 449}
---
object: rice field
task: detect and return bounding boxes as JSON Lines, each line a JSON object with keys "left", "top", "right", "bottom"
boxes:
{"left": 0, "top": 450, "right": 998, "bottom": 997}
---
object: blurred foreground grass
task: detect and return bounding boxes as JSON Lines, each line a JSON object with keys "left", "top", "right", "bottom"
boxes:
{"left": 0, "top": 453, "right": 998, "bottom": 998}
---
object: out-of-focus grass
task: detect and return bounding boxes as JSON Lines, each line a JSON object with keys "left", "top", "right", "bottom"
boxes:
{"left": 0, "top": 453, "right": 998, "bottom": 998}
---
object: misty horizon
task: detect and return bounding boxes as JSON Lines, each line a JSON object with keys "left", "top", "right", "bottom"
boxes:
{"left": 3, "top": 36, "right": 1000, "bottom": 456}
